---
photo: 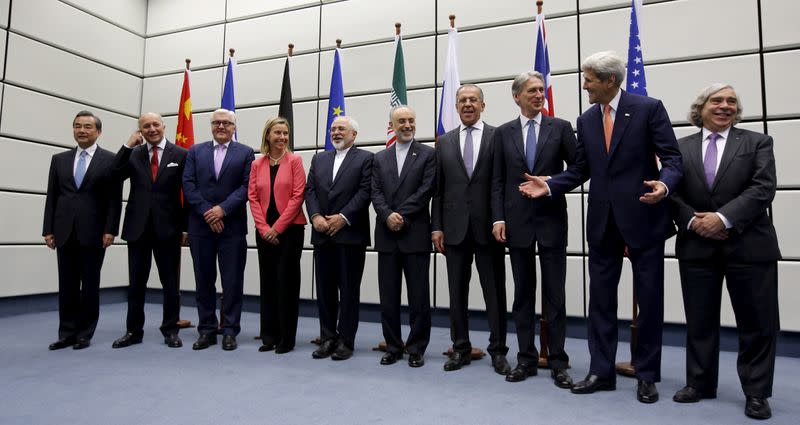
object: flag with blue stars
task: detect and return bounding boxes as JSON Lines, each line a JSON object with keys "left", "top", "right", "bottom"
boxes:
{"left": 626, "top": 0, "right": 647, "bottom": 96}
{"left": 324, "top": 48, "right": 345, "bottom": 151}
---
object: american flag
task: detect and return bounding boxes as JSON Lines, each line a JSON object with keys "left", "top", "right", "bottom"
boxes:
{"left": 626, "top": 0, "right": 648, "bottom": 96}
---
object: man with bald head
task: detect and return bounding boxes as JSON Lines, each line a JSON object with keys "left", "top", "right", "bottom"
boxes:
{"left": 111, "top": 112, "right": 188, "bottom": 348}
{"left": 372, "top": 105, "right": 436, "bottom": 367}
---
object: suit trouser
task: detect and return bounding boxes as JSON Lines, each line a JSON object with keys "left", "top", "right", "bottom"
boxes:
{"left": 445, "top": 233, "right": 508, "bottom": 357}
{"left": 126, "top": 222, "right": 181, "bottom": 337}
{"left": 587, "top": 214, "right": 665, "bottom": 382}
{"left": 256, "top": 225, "right": 304, "bottom": 350}
{"left": 56, "top": 232, "right": 106, "bottom": 340}
{"left": 509, "top": 242, "right": 570, "bottom": 368}
{"left": 679, "top": 257, "right": 778, "bottom": 398}
{"left": 315, "top": 243, "right": 366, "bottom": 349}
{"left": 189, "top": 233, "right": 247, "bottom": 336}
{"left": 378, "top": 251, "right": 431, "bottom": 356}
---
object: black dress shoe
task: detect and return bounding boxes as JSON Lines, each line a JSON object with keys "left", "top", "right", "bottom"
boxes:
{"left": 331, "top": 342, "right": 353, "bottom": 361}
{"left": 312, "top": 339, "right": 336, "bottom": 359}
{"left": 637, "top": 380, "right": 659, "bottom": 403}
{"left": 443, "top": 351, "right": 471, "bottom": 371}
{"left": 745, "top": 396, "right": 772, "bottom": 420}
{"left": 164, "top": 334, "right": 182, "bottom": 348}
{"left": 505, "top": 363, "right": 537, "bottom": 382}
{"left": 192, "top": 334, "right": 217, "bottom": 350}
{"left": 275, "top": 345, "right": 293, "bottom": 354}
{"left": 408, "top": 353, "right": 425, "bottom": 368}
{"left": 492, "top": 354, "right": 511, "bottom": 375}
{"left": 258, "top": 343, "right": 276, "bottom": 352}
{"left": 112, "top": 332, "right": 143, "bottom": 349}
{"left": 571, "top": 374, "right": 616, "bottom": 394}
{"left": 49, "top": 338, "right": 75, "bottom": 350}
{"left": 221, "top": 335, "right": 237, "bottom": 351}
{"left": 672, "top": 386, "right": 716, "bottom": 403}
{"left": 380, "top": 351, "right": 403, "bottom": 365}
{"left": 551, "top": 368, "right": 574, "bottom": 389}
{"left": 72, "top": 338, "right": 91, "bottom": 350}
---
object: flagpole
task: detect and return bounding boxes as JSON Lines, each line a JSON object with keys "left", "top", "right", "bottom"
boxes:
{"left": 177, "top": 57, "right": 193, "bottom": 331}
{"left": 218, "top": 48, "right": 237, "bottom": 331}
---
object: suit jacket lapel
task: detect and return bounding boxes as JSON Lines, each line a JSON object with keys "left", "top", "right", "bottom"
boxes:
{"left": 713, "top": 127, "right": 743, "bottom": 190}
{"left": 155, "top": 141, "right": 175, "bottom": 183}
{"left": 451, "top": 131, "right": 469, "bottom": 179}
{"left": 686, "top": 132, "right": 708, "bottom": 190}
{"left": 533, "top": 116, "right": 553, "bottom": 171}
{"left": 331, "top": 148, "right": 354, "bottom": 189}
{"left": 79, "top": 147, "right": 101, "bottom": 190}
{"left": 386, "top": 144, "right": 399, "bottom": 185}
{"left": 510, "top": 119, "right": 525, "bottom": 162}
{"left": 138, "top": 145, "right": 154, "bottom": 188}
{"left": 217, "top": 142, "right": 233, "bottom": 180}
{"left": 608, "top": 91, "right": 632, "bottom": 158}
{"left": 472, "top": 127, "right": 492, "bottom": 178}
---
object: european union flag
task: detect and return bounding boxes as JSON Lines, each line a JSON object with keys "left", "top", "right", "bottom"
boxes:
{"left": 324, "top": 49, "right": 345, "bottom": 151}
{"left": 221, "top": 56, "right": 237, "bottom": 141}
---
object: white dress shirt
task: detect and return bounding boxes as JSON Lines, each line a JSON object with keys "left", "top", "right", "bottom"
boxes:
{"left": 395, "top": 140, "right": 411, "bottom": 176}
{"left": 459, "top": 121, "right": 484, "bottom": 171}
{"left": 73, "top": 143, "right": 98, "bottom": 176}
{"left": 519, "top": 113, "right": 542, "bottom": 156}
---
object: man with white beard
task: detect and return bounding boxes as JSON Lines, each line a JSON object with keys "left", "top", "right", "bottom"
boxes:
{"left": 305, "top": 116, "right": 374, "bottom": 360}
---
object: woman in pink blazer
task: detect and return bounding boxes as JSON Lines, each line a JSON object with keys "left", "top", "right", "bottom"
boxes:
{"left": 248, "top": 116, "right": 307, "bottom": 353}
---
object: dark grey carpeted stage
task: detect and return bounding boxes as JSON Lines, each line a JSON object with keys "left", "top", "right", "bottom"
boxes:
{"left": 2, "top": 303, "right": 798, "bottom": 424}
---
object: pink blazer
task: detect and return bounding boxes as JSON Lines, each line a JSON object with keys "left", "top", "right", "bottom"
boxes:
{"left": 248, "top": 152, "right": 307, "bottom": 237}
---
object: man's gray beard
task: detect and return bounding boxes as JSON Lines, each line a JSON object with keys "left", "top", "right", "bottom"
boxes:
{"left": 332, "top": 140, "right": 345, "bottom": 150}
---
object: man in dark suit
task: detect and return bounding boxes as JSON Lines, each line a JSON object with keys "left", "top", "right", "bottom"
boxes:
{"left": 110, "top": 112, "right": 188, "bottom": 349}
{"left": 491, "top": 72, "right": 576, "bottom": 387}
{"left": 43, "top": 110, "right": 122, "bottom": 350}
{"left": 431, "top": 84, "right": 510, "bottom": 375}
{"left": 372, "top": 105, "right": 436, "bottom": 368}
{"left": 521, "top": 51, "right": 682, "bottom": 403}
{"left": 670, "top": 84, "right": 780, "bottom": 420}
{"left": 305, "top": 116, "right": 373, "bottom": 361}
{"left": 182, "top": 108, "right": 255, "bottom": 351}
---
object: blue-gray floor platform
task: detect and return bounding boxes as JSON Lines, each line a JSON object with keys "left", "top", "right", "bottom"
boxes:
{"left": 2, "top": 303, "right": 798, "bottom": 425}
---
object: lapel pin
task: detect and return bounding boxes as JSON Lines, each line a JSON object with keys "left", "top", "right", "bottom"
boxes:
{"left": 412, "top": 152, "right": 417, "bottom": 156}
{"left": 624, "top": 113, "right": 631, "bottom": 117}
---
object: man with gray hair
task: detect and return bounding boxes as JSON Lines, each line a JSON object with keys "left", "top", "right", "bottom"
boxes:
{"left": 490, "top": 72, "right": 576, "bottom": 386}
{"left": 305, "top": 116, "right": 374, "bottom": 361}
{"left": 520, "top": 51, "right": 682, "bottom": 403}
{"left": 670, "top": 84, "right": 779, "bottom": 420}
{"left": 183, "top": 108, "right": 255, "bottom": 351}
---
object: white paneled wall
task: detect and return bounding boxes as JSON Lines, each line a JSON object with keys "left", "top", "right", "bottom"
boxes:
{"left": 1, "top": 0, "right": 799, "bottom": 334}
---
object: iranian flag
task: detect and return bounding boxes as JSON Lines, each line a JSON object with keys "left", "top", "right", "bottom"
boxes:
{"left": 386, "top": 33, "right": 407, "bottom": 147}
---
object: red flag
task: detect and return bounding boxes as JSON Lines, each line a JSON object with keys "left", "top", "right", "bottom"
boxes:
{"left": 175, "top": 69, "right": 194, "bottom": 149}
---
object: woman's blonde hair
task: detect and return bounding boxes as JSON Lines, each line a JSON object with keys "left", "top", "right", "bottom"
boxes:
{"left": 260, "top": 116, "right": 291, "bottom": 156}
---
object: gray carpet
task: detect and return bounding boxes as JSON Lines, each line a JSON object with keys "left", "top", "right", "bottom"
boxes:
{"left": 1, "top": 303, "right": 798, "bottom": 424}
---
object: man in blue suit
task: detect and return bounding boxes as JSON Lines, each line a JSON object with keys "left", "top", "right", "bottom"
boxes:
{"left": 520, "top": 51, "right": 682, "bottom": 403}
{"left": 305, "top": 116, "right": 373, "bottom": 361}
{"left": 182, "top": 109, "right": 255, "bottom": 351}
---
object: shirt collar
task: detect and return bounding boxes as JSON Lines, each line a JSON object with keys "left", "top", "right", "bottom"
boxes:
{"left": 519, "top": 112, "right": 542, "bottom": 128}
{"left": 78, "top": 143, "right": 98, "bottom": 156}
{"left": 214, "top": 139, "right": 231, "bottom": 148}
{"left": 702, "top": 126, "right": 731, "bottom": 141}
{"left": 606, "top": 88, "right": 622, "bottom": 112}
{"left": 460, "top": 120, "right": 484, "bottom": 133}
{"left": 149, "top": 138, "right": 167, "bottom": 152}
{"left": 335, "top": 145, "right": 352, "bottom": 157}
{"left": 395, "top": 140, "right": 412, "bottom": 152}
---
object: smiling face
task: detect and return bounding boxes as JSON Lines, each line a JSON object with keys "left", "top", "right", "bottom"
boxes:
{"left": 139, "top": 113, "right": 165, "bottom": 146}
{"left": 456, "top": 86, "right": 485, "bottom": 127}
{"left": 513, "top": 77, "right": 545, "bottom": 118}
{"left": 391, "top": 107, "right": 416, "bottom": 144}
{"left": 700, "top": 87, "right": 738, "bottom": 133}
{"left": 330, "top": 117, "right": 356, "bottom": 151}
{"left": 210, "top": 111, "right": 236, "bottom": 143}
{"left": 267, "top": 123, "right": 290, "bottom": 156}
{"left": 582, "top": 69, "right": 618, "bottom": 105}
{"left": 72, "top": 116, "right": 101, "bottom": 149}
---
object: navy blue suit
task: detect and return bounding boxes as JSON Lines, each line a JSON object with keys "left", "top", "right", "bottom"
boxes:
{"left": 305, "top": 146, "right": 373, "bottom": 349}
{"left": 547, "top": 90, "right": 682, "bottom": 382}
{"left": 182, "top": 140, "right": 254, "bottom": 336}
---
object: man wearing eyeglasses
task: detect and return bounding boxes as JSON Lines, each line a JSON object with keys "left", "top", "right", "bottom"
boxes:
{"left": 182, "top": 109, "right": 255, "bottom": 351}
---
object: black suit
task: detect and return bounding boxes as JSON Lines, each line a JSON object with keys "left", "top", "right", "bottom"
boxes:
{"left": 491, "top": 115, "right": 576, "bottom": 367}
{"left": 671, "top": 127, "right": 780, "bottom": 398}
{"left": 305, "top": 146, "right": 373, "bottom": 349}
{"left": 42, "top": 145, "right": 122, "bottom": 341}
{"left": 113, "top": 141, "right": 188, "bottom": 337}
{"left": 431, "top": 123, "right": 507, "bottom": 357}
{"left": 372, "top": 140, "right": 435, "bottom": 356}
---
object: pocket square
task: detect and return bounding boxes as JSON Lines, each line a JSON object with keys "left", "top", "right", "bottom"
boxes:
{"left": 166, "top": 162, "right": 179, "bottom": 167}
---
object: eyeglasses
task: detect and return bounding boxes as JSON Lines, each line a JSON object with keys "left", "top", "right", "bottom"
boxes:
{"left": 211, "top": 120, "right": 235, "bottom": 128}
{"left": 457, "top": 97, "right": 481, "bottom": 105}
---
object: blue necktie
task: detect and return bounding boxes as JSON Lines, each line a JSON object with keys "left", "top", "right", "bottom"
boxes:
{"left": 74, "top": 150, "right": 88, "bottom": 188}
{"left": 525, "top": 119, "right": 537, "bottom": 171}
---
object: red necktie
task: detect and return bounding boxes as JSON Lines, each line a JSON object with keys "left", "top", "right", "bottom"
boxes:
{"left": 150, "top": 147, "right": 159, "bottom": 181}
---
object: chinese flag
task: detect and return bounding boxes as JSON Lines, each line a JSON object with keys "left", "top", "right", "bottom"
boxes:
{"left": 175, "top": 69, "right": 194, "bottom": 149}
